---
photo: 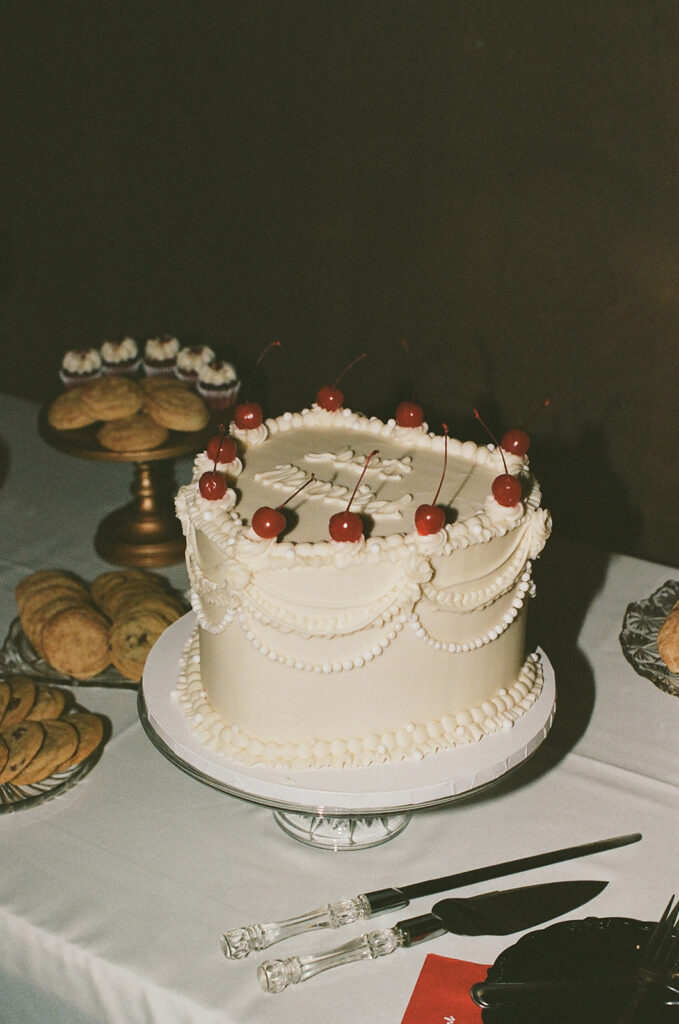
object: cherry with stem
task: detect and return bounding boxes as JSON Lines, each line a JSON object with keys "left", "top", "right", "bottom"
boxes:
{"left": 233, "top": 340, "right": 283, "bottom": 430}
{"left": 328, "top": 449, "right": 379, "bottom": 542}
{"left": 206, "top": 423, "right": 238, "bottom": 465}
{"left": 415, "top": 425, "right": 449, "bottom": 535}
{"left": 316, "top": 352, "right": 367, "bottom": 411}
{"left": 252, "top": 474, "right": 316, "bottom": 539}
{"left": 473, "top": 409, "right": 522, "bottom": 507}
{"left": 199, "top": 435, "right": 229, "bottom": 500}
{"left": 395, "top": 339, "right": 424, "bottom": 427}
{"left": 502, "top": 398, "right": 551, "bottom": 456}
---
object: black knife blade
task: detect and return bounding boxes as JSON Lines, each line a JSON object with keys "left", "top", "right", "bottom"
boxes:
{"left": 396, "top": 878, "right": 608, "bottom": 945}
{"left": 364, "top": 832, "right": 640, "bottom": 914}
{"left": 256, "top": 879, "right": 609, "bottom": 991}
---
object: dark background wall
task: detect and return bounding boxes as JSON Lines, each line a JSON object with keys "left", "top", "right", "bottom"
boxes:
{"left": 2, "top": 1, "right": 678, "bottom": 565}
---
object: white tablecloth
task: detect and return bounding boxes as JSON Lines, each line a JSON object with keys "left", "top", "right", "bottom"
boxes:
{"left": 0, "top": 393, "right": 677, "bottom": 1024}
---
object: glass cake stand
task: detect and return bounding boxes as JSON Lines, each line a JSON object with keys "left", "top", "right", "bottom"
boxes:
{"left": 138, "top": 614, "right": 556, "bottom": 851}
{"left": 39, "top": 406, "right": 211, "bottom": 567}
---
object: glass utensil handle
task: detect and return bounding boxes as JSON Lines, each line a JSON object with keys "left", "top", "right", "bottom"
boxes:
{"left": 221, "top": 895, "right": 375, "bottom": 959}
{"left": 257, "top": 927, "right": 406, "bottom": 993}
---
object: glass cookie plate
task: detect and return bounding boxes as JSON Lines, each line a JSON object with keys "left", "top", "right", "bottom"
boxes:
{"left": 0, "top": 618, "right": 137, "bottom": 689}
{"left": 620, "top": 580, "right": 679, "bottom": 696}
{"left": 0, "top": 741, "right": 103, "bottom": 814}
{"left": 480, "top": 917, "right": 658, "bottom": 1024}
{"left": 0, "top": 685, "right": 108, "bottom": 814}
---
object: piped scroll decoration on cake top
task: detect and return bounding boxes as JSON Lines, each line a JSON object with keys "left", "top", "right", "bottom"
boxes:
{"left": 304, "top": 446, "right": 414, "bottom": 480}
{"left": 252, "top": 461, "right": 414, "bottom": 519}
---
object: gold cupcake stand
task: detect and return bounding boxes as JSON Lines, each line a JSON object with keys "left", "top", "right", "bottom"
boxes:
{"left": 39, "top": 407, "right": 212, "bottom": 567}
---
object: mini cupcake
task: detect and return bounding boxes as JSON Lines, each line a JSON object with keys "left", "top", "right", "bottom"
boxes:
{"left": 100, "top": 336, "right": 141, "bottom": 376}
{"left": 197, "top": 358, "right": 241, "bottom": 412}
{"left": 174, "top": 344, "right": 216, "bottom": 387}
{"left": 143, "top": 335, "right": 180, "bottom": 377}
{"left": 59, "top": 348, "right": 102, "bottom": 388}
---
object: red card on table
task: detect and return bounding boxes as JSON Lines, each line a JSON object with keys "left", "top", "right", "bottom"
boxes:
{"left": 401, "top": 953, "right": 491, "bottom": 1024}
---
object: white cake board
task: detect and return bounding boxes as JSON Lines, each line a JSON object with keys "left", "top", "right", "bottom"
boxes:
{"left": 140, "top": 613, "right": 555, "bottom": 845}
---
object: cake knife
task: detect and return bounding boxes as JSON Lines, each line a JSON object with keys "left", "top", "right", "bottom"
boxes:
{"left": 256, "top": 878, "right": 608, "bottom": 992}
{"left": 221, "top": 831, "right": 640, "bottom": 958}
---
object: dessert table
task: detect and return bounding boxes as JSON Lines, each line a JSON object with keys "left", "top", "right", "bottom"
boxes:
{"left": 0, "top": 392, "right": 678, "bottom": 1024}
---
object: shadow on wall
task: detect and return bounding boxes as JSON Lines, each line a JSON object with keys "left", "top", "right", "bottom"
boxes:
{"left": 539, "top": 429, "right": 643, "bottom": 557}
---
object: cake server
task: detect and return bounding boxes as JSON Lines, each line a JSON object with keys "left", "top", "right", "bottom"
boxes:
{"left": 220, "top": 831, "right": 640, "bottom": 958}
{"left": 256, "top": 878, "right": 608, "bottom": 993}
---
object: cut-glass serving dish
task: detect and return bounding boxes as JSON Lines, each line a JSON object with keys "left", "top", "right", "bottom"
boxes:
{"left": 620, "top": 580, "right": 679, "bottom": 696}
{"left": 0, "top": 744, "right": 103, "bottom": 814}
{"left": 0, "top": 684, "right": 108, "bottom": 814}
{"left": 0, "top": 618, "right": 136, "bottom": 689}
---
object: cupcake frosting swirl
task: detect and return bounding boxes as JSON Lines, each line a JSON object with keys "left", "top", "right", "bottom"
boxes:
{"left": 101, "top": 337, "right": 138, "bottom": 363}
{"left": 145, "top": 335, "right": 180, "bottom": 361}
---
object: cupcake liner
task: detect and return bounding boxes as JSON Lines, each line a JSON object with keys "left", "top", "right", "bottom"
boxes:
{"left": 59, "top": 369, "right": 102, "bottom": 388}
{"left": 101, "top": 359, "right": 142, "bottom": 377}
{"left": 143, "top": 361, "right": 177, "bottom": 378}
{"left": 197, "top": 381, "right": 241, "bottom": 411}
{"left": 174, "top": 369, "right": 200, "bottom": 390}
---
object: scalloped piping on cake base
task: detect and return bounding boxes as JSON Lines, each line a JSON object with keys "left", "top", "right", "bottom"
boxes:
{"left": 172, "top": 629, "right": 544, "bottom": 771}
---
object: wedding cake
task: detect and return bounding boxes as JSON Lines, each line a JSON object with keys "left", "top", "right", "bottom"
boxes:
{"left": 174, "top": 403, "right": 551, "bottom": 771}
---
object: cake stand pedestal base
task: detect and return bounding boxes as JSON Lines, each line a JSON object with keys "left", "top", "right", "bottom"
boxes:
{"left": 272, "top": 809, "right": 411, "bottom": 851}
{"left": 95, "top": 461, "right": 185, "bottom": 567}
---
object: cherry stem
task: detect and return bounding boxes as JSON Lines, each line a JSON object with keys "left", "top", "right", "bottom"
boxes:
{"left": 432, "top": 424, "right": 449, "bottom": 506}
{"left": 521, "top": 397, "right": 551, "bottom": 429}
{"left": 245, "top": 340, "right": 282, "bottom": 401}
{"left": 334, "top": 352, "right": 367, "bottom": 386}
{"left": 255, "top": 339, "right": 282, "bottom": 372}
{"left": 212, "top": 434, "right": 225, "bottom": 471}
{"left": 473, "top": 408, "right": 509, "bottom": 475}
{"left": 276, "top": 474, "right": 315, "bottom": 509}
{"left": 347, "top": 450, "right": 378, "bottom": 513}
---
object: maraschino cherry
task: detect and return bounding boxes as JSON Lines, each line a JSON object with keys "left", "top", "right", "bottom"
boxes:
{"left": 473, "top": 409, "right": 523, "bottom": 507}
{"left": 199, "top": 436, "right": 228, "bottom": 500}
{"left": 501, "top": 398, "right": 551, "bottom": 456}
{"left": 316, "top": 352, "right": 367, "bottom": 411}
{"left": 252, "top": 475, "right": 315, "bottom": 539}
{"left": 415, "top": 425, "right": 448, "bottom": 535}
{"left": 233, "top": 340, "right": 282, "bottom": 430}
{"left": 395, "top": 400, "right": 425, "bottom": 428}
{"left": 206, "top": 423, "right": 238, "bottom": 465}
{"left": 328, "top": 450, "right": 378, "bottom": 542}
{"left": 395, "top": 339, "right": 424, "bottom": 427}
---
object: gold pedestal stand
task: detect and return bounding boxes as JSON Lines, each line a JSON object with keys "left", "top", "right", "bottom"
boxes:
{"left": 94, "top": 460, "right": 186, "bottom": 567}
{"left": 40, "top": 407, "right": 212, "bottom": 568}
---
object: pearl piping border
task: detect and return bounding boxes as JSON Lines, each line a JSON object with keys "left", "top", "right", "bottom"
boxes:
{"left": 410, "top": 568, "right": 534, "bottom": 653}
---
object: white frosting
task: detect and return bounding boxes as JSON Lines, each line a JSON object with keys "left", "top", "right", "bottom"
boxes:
{"left": 194, "top": 451, "right": 243, "bottom": 477}
{"left": 230, "top": 422, "right": 269, "bottom": 446}
{"left": 176, "top": 345, "right": 216, "bottom": 374}
{"left": 100, "top": 337, "right": 138, "bottom": 363}
{"left": 198, "top": 359, "right": 238, "bottom": 386}
{"left": 61, "top": 348, "right": 102, "bottom": 373}
{"left": 175, "top": 407, "right": 551, "bottom": 771}
{"left": 145, "top": 335, "right": 180, "bottom": 361}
